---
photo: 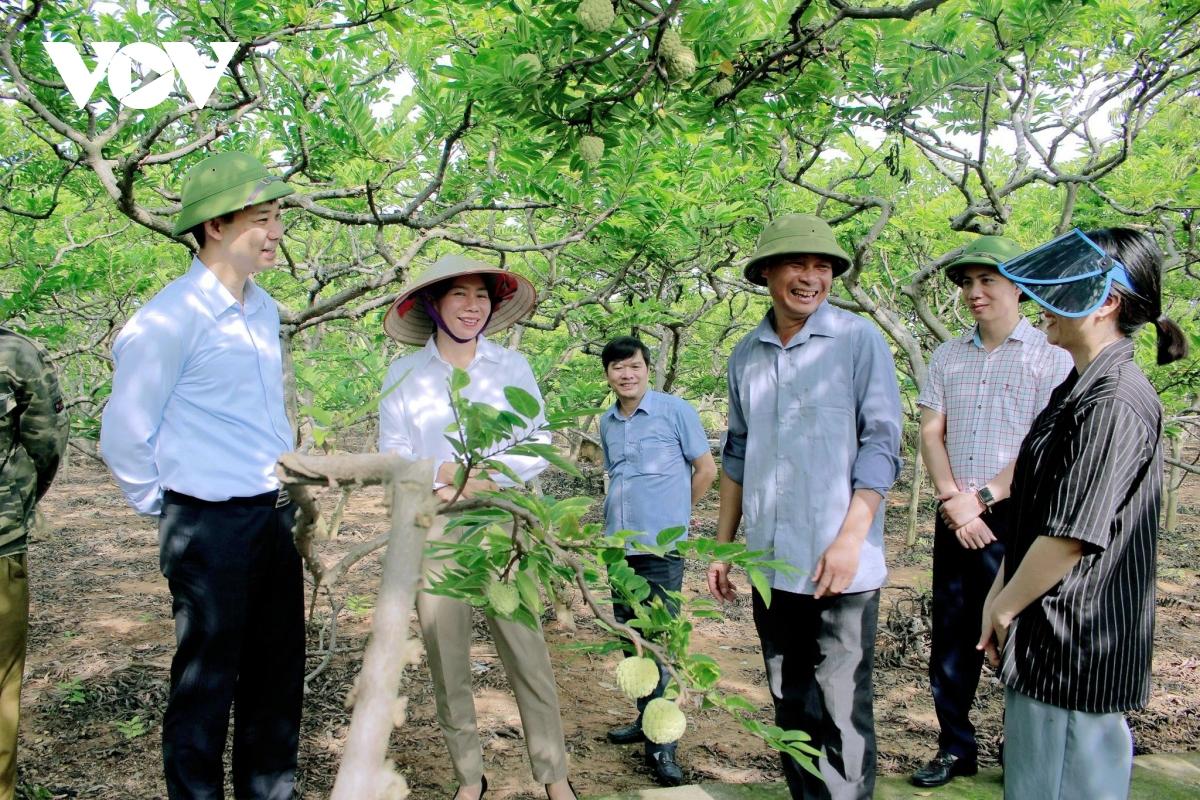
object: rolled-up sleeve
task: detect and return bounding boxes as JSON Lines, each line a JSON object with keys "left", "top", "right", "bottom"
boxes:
{"left": 850, "top": 325, "right": 903, "bottom": 496}
{"left": 721, "top": 349, "right": 747, "bottom": 485}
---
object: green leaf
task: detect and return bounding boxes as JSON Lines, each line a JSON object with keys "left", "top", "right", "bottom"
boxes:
{"left": 748, "top": 567, "right": 772, "bottom": 608}
{"left": 504, "top": 385, "right": 541, "bottom": 419}
{"left": 515, "top": 569, "right": 543, "bottom": 615}
{"left": 450, "top": 367, "right": 470, "bottom": 393}
{"left": 481, "top": 458, "right": 523, "bottom": 485}
{"left": 655, "top": 526, "right": 686, "bottom": 547}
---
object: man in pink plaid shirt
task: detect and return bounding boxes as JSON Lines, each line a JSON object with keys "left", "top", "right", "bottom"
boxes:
{"left": 910, "top": 236, "right": 1072, "bottom": 788}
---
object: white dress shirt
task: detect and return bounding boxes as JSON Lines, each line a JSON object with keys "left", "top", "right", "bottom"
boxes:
{"left": 100, "top": 258, "right": 294, "bottom": 515}
{"left": 378, "top": 336, "right": 549, "bottom": 487}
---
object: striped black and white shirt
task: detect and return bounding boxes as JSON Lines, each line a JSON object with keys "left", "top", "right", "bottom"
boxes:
{"left": 999, "top": 338, "right": 1162, "bottom": 713}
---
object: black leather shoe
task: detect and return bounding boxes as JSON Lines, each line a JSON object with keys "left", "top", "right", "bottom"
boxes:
{"left": 607, "top": 720, "right": 645, "bottom": 744}
{"left": 647, "top": 750, "right": 685, "bottom": 787}
{"left": 911, "top": 751, "right": 978, "bottom": 787}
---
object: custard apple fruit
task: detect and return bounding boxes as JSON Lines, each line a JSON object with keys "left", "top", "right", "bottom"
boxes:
{"left": 710, "top": 77, "right": 734, "bottom": 96}
{"left": 659, "top": 29, "right": 697, "bottom": 79}
{"left": 615, "top": 656, "right": 660, "bottom": 700}
{"left": 514, "top": 53, "right": 543, "bottom": 77}
{"left": 486, "top": 579, "right": 520, "bottom": 616}
{"left": 642, "top": 697, "right": 687, "bottom": 744}
{"left": 579, "top": 135, "right": 605, "bottom": 164}
{"left": 577, "top": 0, "right": 616, "bottom": 33}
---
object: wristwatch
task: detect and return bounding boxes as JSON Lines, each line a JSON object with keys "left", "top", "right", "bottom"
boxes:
{"left": 975, "top": 486, "right": 997, "bottom": 509}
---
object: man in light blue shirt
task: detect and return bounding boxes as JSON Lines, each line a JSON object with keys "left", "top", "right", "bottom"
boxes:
{"left": 100, "top": 152, "right": 302, "bottom": 800}
{"left": 600, "top": 336, "right": 716, "bottom": 787}
{"left": 708, "top": 215, "right": 902, "bottom": 800}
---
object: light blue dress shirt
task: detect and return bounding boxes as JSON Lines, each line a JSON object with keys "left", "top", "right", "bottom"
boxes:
{"left": 100, "top": 258, "right": 294, "bottom": 516}
{"left": 600, "top": 390, "right": 710, "bottom": 552}
{"left": 722, "top": 302, "right": 903, "bottom": 594}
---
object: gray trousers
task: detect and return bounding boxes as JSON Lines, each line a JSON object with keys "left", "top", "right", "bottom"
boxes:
{"left": 752, "top": 588, "right": 879, "bottom": 800}
{"left": 418, "top": 517, "right": 569, "bottom": 787}
{"left": 1004, "top": 687, "right": 1133, "bottom": 800}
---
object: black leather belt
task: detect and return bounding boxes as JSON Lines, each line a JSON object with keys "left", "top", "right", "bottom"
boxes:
{"left": 164, "top": 488, "right": 291, "bottom": 509}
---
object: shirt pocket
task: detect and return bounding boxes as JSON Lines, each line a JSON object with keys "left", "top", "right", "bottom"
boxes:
{"left": 998, "top": 378, "right": 1039, "bottom": 425}
{"left": 633, "top": 440, "right": 680, "bottom": 476}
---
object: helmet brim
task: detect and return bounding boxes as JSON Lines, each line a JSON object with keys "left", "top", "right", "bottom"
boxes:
{"left": 173, "top": 178, "right": 295, "bottom": 235}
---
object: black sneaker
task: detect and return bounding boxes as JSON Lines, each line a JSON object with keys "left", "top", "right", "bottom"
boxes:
{"left": 910, "top": 751, "right": 978, "bottom": 787}
{"left": 606, "top": 720, "right": 645, "bottom": 744}
{"left": 647, "top": 750, "right": 684, "bottom": 787}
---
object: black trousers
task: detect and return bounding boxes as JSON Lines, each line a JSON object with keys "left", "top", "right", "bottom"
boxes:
{"left": 159, "top": 491, "right": 305, "bottom": 800}
{"left": 610, "top": 553, "right": 684, "bottom": 757}
{"left": 753, "top": 588, "right": 879, "bottom": 800}
{"left": 929, "top": 500, "right": 1009, "bottom": 760}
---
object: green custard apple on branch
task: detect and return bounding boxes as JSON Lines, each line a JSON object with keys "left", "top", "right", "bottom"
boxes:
{"left": 579, "top": 135, "right": 605, "bottom": 164}
{"left": 577, "top": 0, "right": 615, "bottom": 33}
{"left": 710, "top": 77, "right": 734, "bottom": 97}
{"left": 615, "top": 656, "right": 660, "bottom": 700}
{"left": 514, "top": 53, "right": 543, "bottom": 77}
{"left": 642, "top": 697, "right": 687, "bottom": 744}
{"left": 485, "top": 578, "right": 520, "bottom": 617}
{"left": 659, "top": 29, "right": 697, "bottom": 79}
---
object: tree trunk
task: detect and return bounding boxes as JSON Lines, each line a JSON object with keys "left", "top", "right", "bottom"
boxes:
{"left": 1165, "top": 432, "right": 1182, "bottom": 534}
{"left": 906, "top": 442, "right": 925, "bottom": 547}
{"left": 652, "top": 324, "right": 672, "bottom": 391}
{"left": 277, "top": 454, "right": 437, "bottom": 800}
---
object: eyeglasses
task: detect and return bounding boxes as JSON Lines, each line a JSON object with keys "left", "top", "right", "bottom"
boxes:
{"left": 997, "top": 228, "right": 1138, "bottom": 318}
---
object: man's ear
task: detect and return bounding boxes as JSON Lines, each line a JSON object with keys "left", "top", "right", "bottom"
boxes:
{"left": 202, "top": 216, "right": 225, "bottom": 244}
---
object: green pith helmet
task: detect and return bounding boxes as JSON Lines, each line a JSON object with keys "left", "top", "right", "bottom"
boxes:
{"left": 943, "top": 235, "right": 1024, "bottom": 284}
{"left": 744, "top": 214, "right": 852, "bottom": 284}
{"left": 173, "top": 152, "right": 295, "bottom": 235}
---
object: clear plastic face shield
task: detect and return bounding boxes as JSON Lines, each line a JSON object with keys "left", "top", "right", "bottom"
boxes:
{"left": 997, "top": 229, "right": 1139, "bottom": 317}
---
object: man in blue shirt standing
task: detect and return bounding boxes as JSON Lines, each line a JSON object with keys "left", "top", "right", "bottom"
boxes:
{"left": 708, "top": 215, "right": 903, "bottom": 800}
{"left": 101, "top": 152, "right": 301, "bottom": 800}
{"left": 600, "top": 336, "right": 716, "bottom": 787}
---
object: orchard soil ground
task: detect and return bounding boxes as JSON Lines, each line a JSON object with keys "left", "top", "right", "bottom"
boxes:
{"left": 14, "top": 451, "right": 1200, "bottom": 799}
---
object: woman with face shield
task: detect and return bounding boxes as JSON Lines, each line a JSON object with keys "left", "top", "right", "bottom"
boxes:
{"left": 978, "top": 227, "right": 1188, "bottom": 800}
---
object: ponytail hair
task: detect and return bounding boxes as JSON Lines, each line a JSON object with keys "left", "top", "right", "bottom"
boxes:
{"left": 1084, "top": 227, "right": 1190, "bottom": 366}
{"left": 1151, "top": 316, "right": 1189, "bottom": 366}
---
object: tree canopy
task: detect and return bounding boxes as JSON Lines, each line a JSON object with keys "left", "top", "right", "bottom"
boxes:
{"left": 2, "top": 0, "right": 1197, "bottom": 439}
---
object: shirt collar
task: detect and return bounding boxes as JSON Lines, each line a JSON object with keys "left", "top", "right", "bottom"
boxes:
{"left": 754, "top": 301, "right": 837, "bottom": 348}
{"left": 970, "top": 316, "right": 1038, "bottom": 349}
{"left": 1064, "top": 337, "right": 1134, "bottom": 404}
{"left": 188, "top": 257, "right": 264, "bottom": 316}
{"left": 605, "top": 389, "right": 657, "bottom": 421}
{"left": 420, "top": 334, "right": 503, "bottom": 370}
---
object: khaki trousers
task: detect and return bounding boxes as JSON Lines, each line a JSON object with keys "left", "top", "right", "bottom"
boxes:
{"left": 417, "top": 517, "right": 568, "bottom": 787}
{"left": 0, "top": 554, "right": 28, "bottom": 800}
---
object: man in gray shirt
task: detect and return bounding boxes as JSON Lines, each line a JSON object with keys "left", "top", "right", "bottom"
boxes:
{"left": 708, "top": 214, "right": 903, "bottom": 800}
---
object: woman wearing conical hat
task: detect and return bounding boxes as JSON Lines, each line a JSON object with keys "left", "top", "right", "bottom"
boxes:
{"left": 379, "top": 254, "right": 577, "bottom": 800}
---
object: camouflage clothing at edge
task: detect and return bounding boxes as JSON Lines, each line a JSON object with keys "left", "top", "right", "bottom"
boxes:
{"left": 1, "top": 325, "right": 67, "bottom": 800}
{"left": 0, "top": 327, "right": 68, "bottom": 558}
